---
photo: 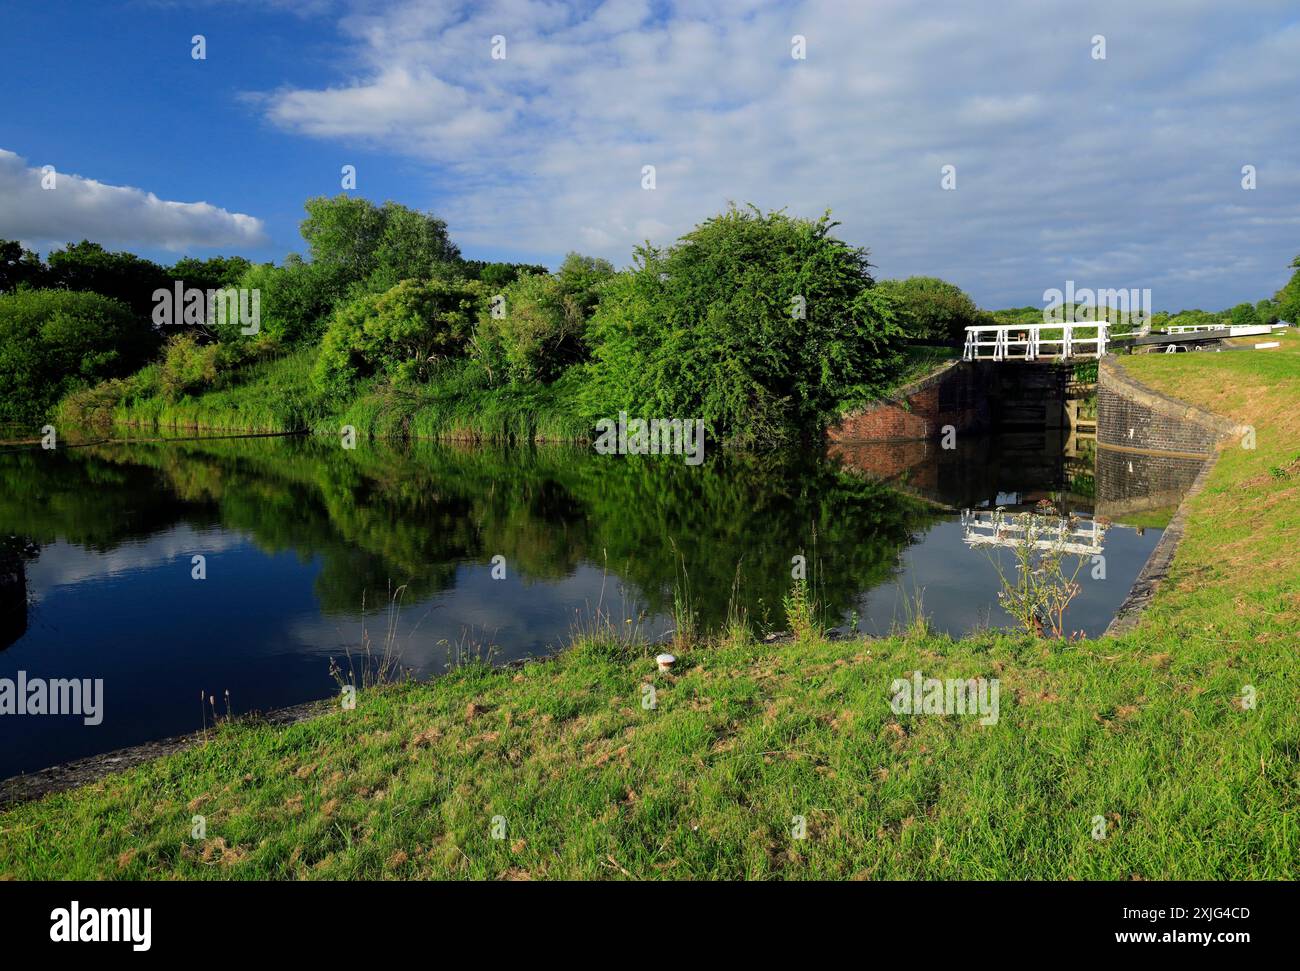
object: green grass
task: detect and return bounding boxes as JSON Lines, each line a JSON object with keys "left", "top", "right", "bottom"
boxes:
{"left": 107, "top": 347, "right": 328, "bottom": 434}
{"left": 5, "top": 334, "right": 1296, "bottom": 879}
{"left": 325, "top": 366, "right": 592, "bottom": 443}
{"left": 1, "top": 619, "right": 1294, "bottom": 879}
{"left": 1110, "top": 506, "right": 1176, "bottom": 530}
{"left": 878, "top": 344, "right": 960, "bottom": 397}
{"left": 67, "top": 348, "right": 593, "bottom": 444}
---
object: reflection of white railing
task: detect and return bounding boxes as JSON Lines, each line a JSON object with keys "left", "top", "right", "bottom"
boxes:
{"left": 962, "top": 323, "right": 1109, "bottom": 362}
{"left": 960, "top": 509, "right": 1107, "bottom": 555}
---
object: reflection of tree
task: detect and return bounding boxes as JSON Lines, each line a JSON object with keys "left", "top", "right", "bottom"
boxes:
{"left": 0, "top": 437, "right": 939, "bottom": 629}
{"left": 0, "top": 448, "right": 208, "bottom": 548}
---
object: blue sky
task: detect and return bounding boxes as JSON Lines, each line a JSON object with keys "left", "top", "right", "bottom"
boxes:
{"left": 1, "top": 0, "right": 1298, "bottom": 310}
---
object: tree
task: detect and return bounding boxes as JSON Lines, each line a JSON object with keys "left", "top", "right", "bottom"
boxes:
{"left": 169, "top": 255, "right": 252, "bottom": 293}
{"left": 299, "top": 195, "right": 461, "bottom": 293}
{"left": 1228, "top": 302, "right": 1261, "bottom": 328}
{"left": 0, "top": 240, "right": 47, "bottom": 292}
{"left": 582, "top": 205, "right": 903, "bottom": 446}
{"left": 1166, "top": 308, "right": 1220, "bottom": 330}
{"left": 368, "top": 202, "right": 463, "bottom": 290}
{"left": 45, "top": 241, "right": 171, "bottom": 318}
{"left": 0, "top": 289, "right": 156, "bottom": 422}
{"left": 219, "top": 257, "right": 348, "bottom": 344}
{"left": 313, "top": 278, "right": 482, "bottom": 395}
{"left": 556, "top": 252, "right": 615, "bottom": 318}
{"left": 1274, "top": 254, "right": 1300, "bottom": 325}
{"left": 874, "top": 276, "right": 988, "bottom": 342}
{"left": 464, "top": 261, "right": 550, "bottom": 290}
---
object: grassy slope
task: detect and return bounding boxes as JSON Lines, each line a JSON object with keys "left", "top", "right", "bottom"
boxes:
{"left": 3, "top": 337, "right": 1297, "bottom": 880}
{"left": 99, "top": 348, "right": 591, "bottom": 444}
{"left": 83, "top": 342, "right": 953, "bottom": 444}
{"left": 105, "top": 348, "right": 325, "bottom": 435}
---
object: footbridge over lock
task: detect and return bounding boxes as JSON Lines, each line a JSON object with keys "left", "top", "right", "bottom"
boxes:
{"left": 963, "top": 323, "right": 1109, "bottom": 363}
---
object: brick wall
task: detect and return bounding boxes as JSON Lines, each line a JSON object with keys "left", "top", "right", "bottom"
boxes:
{"left": 828, "top": 362, "right": 991, "bottom": 443}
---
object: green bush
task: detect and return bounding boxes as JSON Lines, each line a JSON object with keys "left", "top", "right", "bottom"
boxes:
{"left": 472, "top": 272, "right": 585, "bottom": 384}
{"left": 159, "top": 334, "right": 220, "bottom": 401}
{"left": 313, "top": 278, "right": 483, "bottom": 396}
{"left": 873, "top": 276, "right": 988, "bottom": 343}
{"left": 0, "top": 289, "right": 157, "bottom": 423}
{"left": 159, "top": 332, "right": 281, "bottom": 402}
{"left": 581, "top": 205, "right": 904, "bottom": 446}
{"left": 216, "top": 258, "right": 347, "bottom": 344}
{"left": 1228, "top": 302, "right": 1261, "bottom": 328}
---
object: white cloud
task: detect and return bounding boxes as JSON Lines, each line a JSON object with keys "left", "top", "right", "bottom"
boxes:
{"left": 251, "top": 0, "right": 1300, "bottom": 308}
{"left": 0, "top": 149, "right": 267, "bottom": 253}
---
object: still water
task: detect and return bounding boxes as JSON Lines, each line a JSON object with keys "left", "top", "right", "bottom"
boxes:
{"left": 0, "top": 431, "right": 1179, "bottom": 779}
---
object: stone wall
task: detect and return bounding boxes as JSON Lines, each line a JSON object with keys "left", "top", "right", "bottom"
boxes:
{"left": 1097, "top": 355, "right": 1249, "bottom": 636}
{"left": 1096, "top": 357, "right": 1242, "bottom": 456}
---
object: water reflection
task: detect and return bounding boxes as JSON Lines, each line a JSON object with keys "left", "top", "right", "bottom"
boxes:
{"left": 1094, "top": 445, "right": 1204, "bottom": 523}
{"left": 960, "top": 509, "right": 1108, "bottom": 556}
{"left": 0, "top": 431, "right": 1173, "bottom": 778}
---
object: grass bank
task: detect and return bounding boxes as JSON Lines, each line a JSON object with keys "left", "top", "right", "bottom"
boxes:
{"left": 59, "top": 342, "right": 955, "bottom": 445}
{"left": 3, "top": 337, "right": 1296, "bottom": 879}
{"left": 58, "top": 347, "right": 590, "bottom": 443}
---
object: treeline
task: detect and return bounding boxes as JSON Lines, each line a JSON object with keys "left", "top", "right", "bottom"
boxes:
{"left": 20, "top": 194, "right": 1292, "bottom": 447}
{"left": 0, "top": 198, "right": 553, "bottom": 425}
{"left": 4, "top": 197, "right": 982, "bottom": 445}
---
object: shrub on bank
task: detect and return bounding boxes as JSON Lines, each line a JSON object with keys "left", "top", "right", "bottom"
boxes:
{"left": 159, "top": 332, "right": 282, "bottom": 402}
{"left": 0, "top": 288, "right": 157, "bottom": 423}
{"left": 580, "top": 206, "right": 905, "bottom": 446}
{"left": 873, "top": 276, "right": 989, "bottom": 343}
{"left": 472, "top": 272, "right": 583, "bottom": 385}
{"left": 55, "top": 365, "right": 161, "bottom": 426}
{"left": 313, "top": 278, "right": 484, "bottom": 397}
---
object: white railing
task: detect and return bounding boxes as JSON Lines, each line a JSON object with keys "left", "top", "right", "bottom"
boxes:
{"left": 960, "top": 509, "right": 1107, "bottom": 556}
{"left": 1165, "top": 323, "right": 1272, "bottom": 338}
{"left": 963, "top": 323, "right": 1109, "bottom": 362}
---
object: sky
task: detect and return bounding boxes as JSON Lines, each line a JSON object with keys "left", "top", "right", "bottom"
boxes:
{"left": 1, "top": 0, "right": 1297, "bottom": 311}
